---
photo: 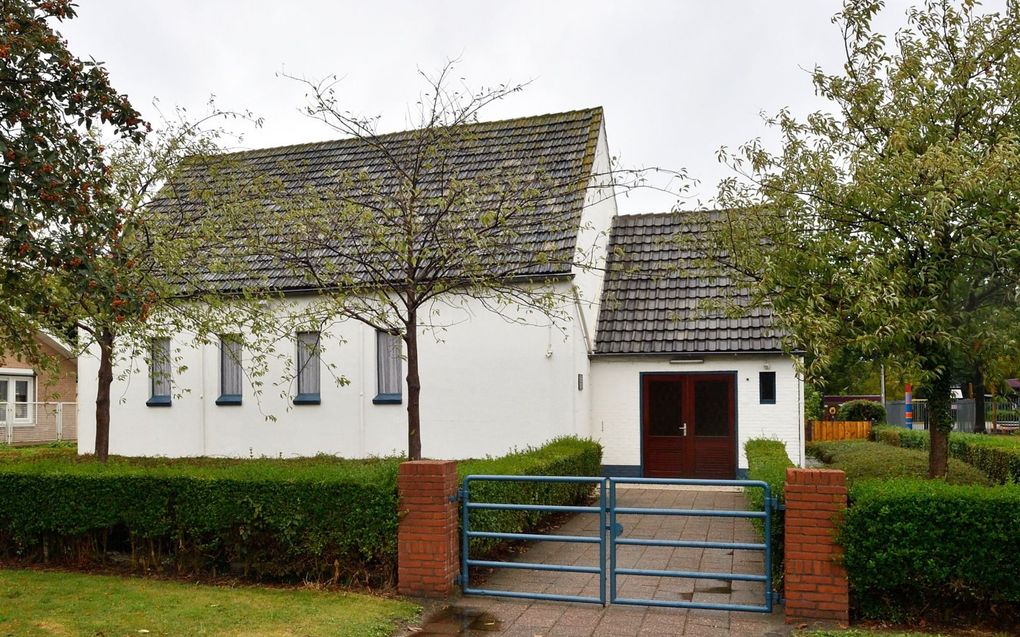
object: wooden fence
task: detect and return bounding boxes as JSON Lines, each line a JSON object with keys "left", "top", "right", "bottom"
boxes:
{"left": 806, "top": 420, "right": 872, "bottom": 442}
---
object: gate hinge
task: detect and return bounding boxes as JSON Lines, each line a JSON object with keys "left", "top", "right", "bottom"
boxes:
{"left": 771, "top": 497, "right": 785, "bottom": 512}
{"left": 454, "top": 572, "right": 465, "bottom": 586}
{"left": 450, "top": 489, "right": 465, "bottom": 503}
{"left": 769, "top": 590, "right": 784, "bottom": 605}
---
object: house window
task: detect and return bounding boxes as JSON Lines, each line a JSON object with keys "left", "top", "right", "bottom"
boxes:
{"left": 374, "top": 330, "right": 402, "bottom": 404}
{"left": 147, "top": 338, "right": 172, "bottom": 407}
{"left": 759, "top": 371, "right": 776, "bottom": 405}
{"left": 0, "top": 375, "right": 34, "bottom": 423}
{"left": 217, "top": 335, "right": 243, "bottom": 406}
{"left": 294, "top": 331, "right": 321, "bottom": 405}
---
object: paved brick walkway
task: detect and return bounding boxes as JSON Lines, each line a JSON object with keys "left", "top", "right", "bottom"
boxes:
{"left": 417, "top": 486, "right": 788, "bottom": 636}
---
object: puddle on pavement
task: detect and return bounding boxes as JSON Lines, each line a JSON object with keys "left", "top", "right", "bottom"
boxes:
{"left": 417, "top": 606, "right": 503, "bottom": 634}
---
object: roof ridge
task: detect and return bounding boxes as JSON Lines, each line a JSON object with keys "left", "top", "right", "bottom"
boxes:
{"left": 212, "top": 106, "right": 605, "bottom": 160}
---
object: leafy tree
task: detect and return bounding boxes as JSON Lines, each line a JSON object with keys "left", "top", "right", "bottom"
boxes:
{"left": 47, "top": 107, "right": 284, "bottom": 461}
{"left": 1, "top": 0, "right": 145, "bottom": 360}
{"left": 220, "top": 65, "right": 614, "bottom": 460}
{"left": 695, "top": 0, "right": 1020, "bottom": 477}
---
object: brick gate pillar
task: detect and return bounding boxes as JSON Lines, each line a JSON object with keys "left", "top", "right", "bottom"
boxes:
{"left": 397, "top": 460, "right": 459, "bottom": 597}
{"left": 783, "top": 468, "right": 850, "bottom": 625}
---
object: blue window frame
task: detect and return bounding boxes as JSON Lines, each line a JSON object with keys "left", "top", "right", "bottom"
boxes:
{"left": 374, "top": 330, "right": 402, "bottom": 404}
{"left": 759, "top": 371, "right": 776, "bottom": 405}
{"left": 216, "top": 335, "right": 243, "bottom": 406}
{"left": 147, "top": 337, "right": 172, "bottom": 407}
{"left": 294, "top": 331, "right": 321, "bottom": 405}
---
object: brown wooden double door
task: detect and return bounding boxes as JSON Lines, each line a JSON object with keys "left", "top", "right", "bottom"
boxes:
{"left": 641, "top": 373, "right": 736, "bottom": 479}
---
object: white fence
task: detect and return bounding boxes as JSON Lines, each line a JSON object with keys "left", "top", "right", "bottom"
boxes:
{"left": 0, "top": 402, "right": 77, "bottom": 445}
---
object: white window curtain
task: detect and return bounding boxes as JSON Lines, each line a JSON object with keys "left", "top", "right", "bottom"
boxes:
{"left": 376, "top": 331, "right": 402, "bottom": 396}
{"left": 150, "top": 338, "right": 172, "bottom": 398}
{"left": 220, "top": 335, "right": 243, "bottom": 397}
{"left": 296, "top": 331, "right": 321, "bottom": 396}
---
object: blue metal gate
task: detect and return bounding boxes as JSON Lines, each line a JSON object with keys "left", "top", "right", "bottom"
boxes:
{"left": 460, "top": 475, "right": 778, "bottom": 612}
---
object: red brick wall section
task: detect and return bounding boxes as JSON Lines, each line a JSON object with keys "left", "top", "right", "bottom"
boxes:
{"left": 397, "top": 460, "right": 459, "bottom": 598}
{"left": 784, "top": 468, "right": 850, "bottom": 625}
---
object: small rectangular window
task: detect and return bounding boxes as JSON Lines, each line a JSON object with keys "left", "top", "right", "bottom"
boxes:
{"left": 148, "top": 337, "right": 172, "bottom": 407}
{"left": 759, "top": 371, "right": 776, "bottom": 404}
{"left": 217, "top": 335, "right": 243, "bottom": 405}
{"left": 374, "top": 330, "right": 402, "bottom": 404}
{"left": 295, "top": 331, "right": 321, "bottom": 404}
{"left": 0, "top": 375, "right": 34, "bottom": 423}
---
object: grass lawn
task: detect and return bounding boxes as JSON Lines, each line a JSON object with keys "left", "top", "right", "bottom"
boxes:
{"left": 806, "top": 440, "right": 989, "bottom": 485}
{"left": 0, "top": 569, "right": 419, "bottom": 637}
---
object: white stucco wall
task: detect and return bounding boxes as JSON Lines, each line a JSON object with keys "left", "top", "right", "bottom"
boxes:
{"left": 77, "top": 284, "right": 597, "bottom": 459}
{"left": 589, "top": 355, "right": 805, "bottom": 474}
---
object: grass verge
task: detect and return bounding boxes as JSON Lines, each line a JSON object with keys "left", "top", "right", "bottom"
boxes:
{"left": 806, "top": 440, "right": 989, "bottom": 485}
{"left": 0, "top": 568, "right": 419, "bottom": 637}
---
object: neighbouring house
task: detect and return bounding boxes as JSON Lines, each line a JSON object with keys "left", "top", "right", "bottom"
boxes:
{"left": 1, "top": 331, "right": 77, "bottom": 444}
{"left": 77, "top": 108, "right": 804, "bottom": 477}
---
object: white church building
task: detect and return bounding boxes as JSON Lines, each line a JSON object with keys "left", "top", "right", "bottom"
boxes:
{"left": 78, "top": 108, "right": 804, "bottom": 477}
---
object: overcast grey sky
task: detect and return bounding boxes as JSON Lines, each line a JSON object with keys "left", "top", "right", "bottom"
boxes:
{"left": 61, "top": 1, "right": 924, "bottom": 214}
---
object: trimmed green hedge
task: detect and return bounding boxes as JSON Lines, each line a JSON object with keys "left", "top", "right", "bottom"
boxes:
{"left": 874, "top": 425, "right": 1020, "bottom": 484}
{"left": 0, "top": 454, "right": 402, "bottom": 585}
{"left": 842, "top": 478, "right": 1020, "bottom": 623}
{"left": 458, "top": 437, "right": 603, "bottom": 557}
{"left": 744, "top": 439, "right": 793, "bottom": 589}
{"left": 0, "top": 437, "right": 602, "bottom": 585}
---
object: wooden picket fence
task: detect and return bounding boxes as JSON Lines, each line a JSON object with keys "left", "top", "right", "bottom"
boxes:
{"left": 806, "top": 420, "right": 872, "bottom": 442}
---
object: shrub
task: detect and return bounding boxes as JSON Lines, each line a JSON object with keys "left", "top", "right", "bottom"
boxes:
{"left": 807, "top": 440, "right": 989, "bottom": 485}
{"left": 836, "top": 399, "right": 886, "bottom": 423}
{"left": 0, "top": 437, "right": 602, "bottom": 585}
{"left": 0, "top": 455, "right": 402, "bottom": 585}
{"left": 744, "top": 439, "right": 793, "bottom": 589}
{"left": 458, "top": 437, "right": 603, "bottom": 557}
{"left": 842, "top": 478, "right": 1020, "bottom": 624}
{"left": 873, "top": 425, "right": 1020, "bottom": 484}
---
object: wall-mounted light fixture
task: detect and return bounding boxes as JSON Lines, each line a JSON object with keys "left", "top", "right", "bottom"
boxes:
{"left": 669, "top": 358, "right": 704, "bottom": 365}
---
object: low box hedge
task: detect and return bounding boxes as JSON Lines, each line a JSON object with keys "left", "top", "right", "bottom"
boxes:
{"left": 458, "top": 437, "right": 603, "bottom": 557}
{"left": 744, "top": 439, "right": 793, "bottom": 589}
{"left": 0, "top": 454, "right": 402, "bottom": 585}
{"left": 842, "top": 478, "right": 1020, "bottom": 624}
{"left": 874, "top": 425, "right": 1020, "bottom": 484}
{"left": 0, "top": 437, "right": 602, "bottom": 585}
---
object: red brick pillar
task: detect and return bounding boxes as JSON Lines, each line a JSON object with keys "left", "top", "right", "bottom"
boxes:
{"left": 784, "top": 468, "right": 850, "bottom": 625}
{"left": 397, "top": 460, "right": 459, "bottom": 598}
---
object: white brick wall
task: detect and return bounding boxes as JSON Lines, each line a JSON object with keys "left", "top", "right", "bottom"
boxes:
{"left": 589, "top": 355, "right": 804, "bottom": 473}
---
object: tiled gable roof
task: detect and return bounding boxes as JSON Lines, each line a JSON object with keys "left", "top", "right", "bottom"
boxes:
{"left": 593, "top": 212, "right": 781, "bottom": 355}
{"left": 154, "top": 108, "right": 604, "bottom": 292}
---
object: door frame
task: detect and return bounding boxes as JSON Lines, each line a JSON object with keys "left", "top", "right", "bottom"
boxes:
{"left": 638, "top": 371, "right": 739, "bottom": 478}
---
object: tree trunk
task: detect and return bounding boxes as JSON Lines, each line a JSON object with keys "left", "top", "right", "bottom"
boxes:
{"left": 404, "top": 312, "right": 422, "bottom": 461}
{"left": 972, "top": 368, "right": 986, "bottom": 434}
{"left": 94, "top": 328, "right": 115, "bottom": 462}
{"left": 926, "top": 362, "right": 953, "bottom": 479}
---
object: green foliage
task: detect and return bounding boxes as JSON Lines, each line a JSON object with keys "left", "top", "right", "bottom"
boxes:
{"left": 744, "top": 439, "right": 792, "bottom": 588}
{"left": 694, "top": 0, "right": 1020, "bottom": 475}
{"left": 0, "top": 438, "right": 599, "bottom": 583}
{"left": 842, "top": 479, "right": 1020, "bottom": 623}
{"left": 874, "top": 426, "right": 1020, "bottom": 484}
{"left": 0, "top": 453, "right": 402, "bottom": 584}
{"left": 1, "top": 0, "right": 145, "bottom": 360}
{"left": 807, "top": 440, "right": 988, "bottom": 486}
{"left": 836, "top": 400, "right": 886, "bottom": 423}
{"left": 459, "top": 437, "right": 603, "bottom": 558}
{"left": 804, "top": 383, "right": 824, "bottom": 421}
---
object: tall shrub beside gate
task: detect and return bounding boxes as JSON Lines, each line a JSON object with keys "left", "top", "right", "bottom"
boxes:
{"left": 744, "top": 439, "right": 793, "bottom": 588}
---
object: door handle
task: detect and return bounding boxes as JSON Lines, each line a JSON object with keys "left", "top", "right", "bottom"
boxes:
{"left": 679, "top": 422, "right": 688, "bottom": 436}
